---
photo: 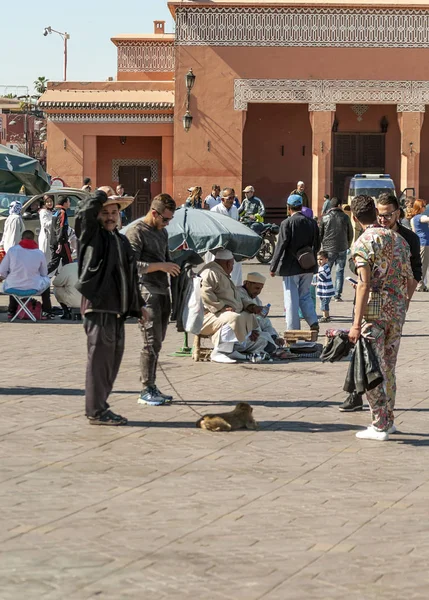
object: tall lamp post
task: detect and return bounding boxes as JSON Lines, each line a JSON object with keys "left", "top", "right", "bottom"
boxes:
{"left": 43, "top": 26, "right": 70, "bottom": 81}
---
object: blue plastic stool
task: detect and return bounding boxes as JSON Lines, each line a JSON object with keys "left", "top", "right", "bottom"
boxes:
{"left": 5, "top": 288, "right": 39, "bottom": 322}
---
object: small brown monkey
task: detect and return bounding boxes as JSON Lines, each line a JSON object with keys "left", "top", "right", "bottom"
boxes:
{"left": 196, "top": 402, "right": 257, "bottom": 432}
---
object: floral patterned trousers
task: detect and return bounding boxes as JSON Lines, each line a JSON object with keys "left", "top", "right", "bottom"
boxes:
{"left": 366, "top": 315, "right": 405, "bottom": 431}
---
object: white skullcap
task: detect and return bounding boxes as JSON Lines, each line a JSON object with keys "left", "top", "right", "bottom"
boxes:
{"left": 215, "top": 249, "right": 234, "bottom": 260}
{"left": 245, "top": 272, "right": 266, "bottom": 284}
{"left": 297, "top": 180, "right": 304, "bottom": 186}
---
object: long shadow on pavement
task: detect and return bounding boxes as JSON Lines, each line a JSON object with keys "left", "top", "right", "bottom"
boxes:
{"left": 0, "top": 387, "right": 137, "bottom": 396}
{"left": 126, "top": 420, "right": 363, "bottom": 432}
{"left": 175, "top": 399, "right": 341, "bottom": 407}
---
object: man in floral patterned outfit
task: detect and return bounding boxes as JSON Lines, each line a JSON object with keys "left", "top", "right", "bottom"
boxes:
{"left": 349, "top": 195, "right": 414, "bottom": 441}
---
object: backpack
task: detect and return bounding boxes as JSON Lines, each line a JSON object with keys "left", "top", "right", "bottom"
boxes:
{"left": 16, "top": 299, "right": 42, "bottom": 321}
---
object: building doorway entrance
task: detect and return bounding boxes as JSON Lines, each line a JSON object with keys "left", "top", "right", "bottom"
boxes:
{"left": 333, "top": 133, "right": 386, "bottom": 201}
{"left": 118, "top": 165, "right": 152, "bottom": 220}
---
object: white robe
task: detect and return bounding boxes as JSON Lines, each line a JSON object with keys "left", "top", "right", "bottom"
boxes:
{"left": 237, "top": 286, "right": 279, "bottom": 343}
{"left": 0, "top": 245, "right": 50, "bottom": 294}
{"left": 38, "top": 208, "right": 53, "bottom": 262}
{"left": 1, "top": 214, "right": 25, "bottom": 253}
{"left": 208, "top": 203, "right": 242, "bottom": 286}
{"left": 52, "top": 263, "right": 81, "bottom": 308}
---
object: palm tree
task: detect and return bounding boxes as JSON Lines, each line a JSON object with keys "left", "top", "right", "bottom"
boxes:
{"left": 34, "top": 76, "right": 49, "bottom": 96}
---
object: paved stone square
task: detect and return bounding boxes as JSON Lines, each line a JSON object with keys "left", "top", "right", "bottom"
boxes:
{"left": 1, "top": 262, "right": 429, "bottom": 599}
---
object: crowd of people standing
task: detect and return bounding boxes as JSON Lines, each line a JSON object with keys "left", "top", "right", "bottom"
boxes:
{"left": 0, "top": 176, "right": 425, "bottom": 444}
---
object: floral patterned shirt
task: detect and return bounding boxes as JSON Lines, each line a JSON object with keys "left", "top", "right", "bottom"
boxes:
{"left": 351, "top": 225, "right": 413, "bottom": 319}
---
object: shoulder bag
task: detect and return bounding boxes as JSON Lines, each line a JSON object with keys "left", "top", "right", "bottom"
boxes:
{"left": 363, "top": 234, "right": 394, "bottom": 321}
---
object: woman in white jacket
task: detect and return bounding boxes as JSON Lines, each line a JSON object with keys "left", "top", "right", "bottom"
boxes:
{"left": 1, "top": 200, "right": 25, "bottom": 252}
{"left": 38, "top": 195, "right": 54, "bottom": 262}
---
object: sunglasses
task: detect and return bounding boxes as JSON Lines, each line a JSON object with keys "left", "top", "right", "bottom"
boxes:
{"left": 378, "top": 211, "right": 397, "bottom": 220}
{"left": 154, "top": 210, "right": 173, "bottom": 223}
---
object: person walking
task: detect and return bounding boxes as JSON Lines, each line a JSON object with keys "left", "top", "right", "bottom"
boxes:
{"left": 204, "top": 184, "right": 221, "bottom": 210}
{"left": 321, "top": 194, "right": 331, "bottom": 215}
{"left": 75, "top": 187, "right": 145, "bottom": 426}
{"left": 47, "top": 197, "right": 72, "bottom": 275}
{"left": 410, "top": 199, "right": 429, "bottom": 291}
{"left": 0, "top": 200, "right": 25, "bottom": 253}
{"left": 290, "top": 181, "right": 309, "bottom": 208}
{"left": 339, "top": 192, "right": 422, "bottom": 413}
{"left": 211, "top": 187, "right": 242, "bottom": 285}
{"left": 126, "top": 193, "right": 180, "bottom": 406}
{"left": 270, "top": 194, "right": 320, "bottom": 332}
{"left": 185, "top": 186, "right": 203, "bottom": 209}
{"left": 38, "top": 195, "right": 54, "bottom": 263}
{"left": 349, "top": 195, "right": 414, "bottom": 441}
{"left": 320, "top": 197, "right": 353, "bottom": 301}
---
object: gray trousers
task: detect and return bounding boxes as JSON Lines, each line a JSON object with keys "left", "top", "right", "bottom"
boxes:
{"left": 140, "top": 293, "right": 171, "bottom": 388}
{"left": 84, "top": 313, "right": 125, "bottom": 418}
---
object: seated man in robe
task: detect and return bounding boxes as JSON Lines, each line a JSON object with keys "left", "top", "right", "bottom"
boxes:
{"left": 237, "top": 272, "right": 285, "bottom": 354}
{"left": 199, "top": 249, "right": 268, "bottom": 363}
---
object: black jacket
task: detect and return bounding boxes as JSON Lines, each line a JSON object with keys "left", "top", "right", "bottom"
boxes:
{"left": 270, "top": 211, "right": 320, "bottom": 276}
{"left": 51, "top": 205, "right": 69, "bottom": 247}
{"left": 170, "top": 250, "right": 203, "bottom": 332}
{"left": 344, "top": 336, "right": 383, "bottom": 395}
{"left": 397, "top": 223, "right": 422, "bottom": 282}
{"left": 75, "top": 191, "right": 144, "bottom": 317}
{"left": 320, "top": 208, "right": 353, "bottom": 253}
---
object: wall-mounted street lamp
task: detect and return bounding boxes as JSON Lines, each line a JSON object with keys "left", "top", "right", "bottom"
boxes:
{"left": 43, "top": 26, "right": 70, "bottom": 81}
{"left": 182, "top": 110, "right": 193, "bottom": 133}
{"left": 183, "top": 68, "right": 196, "bottom": 132}
{"left": 185, "top": 68, "right": 196, "bottom": 93}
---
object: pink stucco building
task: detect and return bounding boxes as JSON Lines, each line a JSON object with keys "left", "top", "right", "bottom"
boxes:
{"left": 40, "top": 1, "right": 429, "bottom": 218}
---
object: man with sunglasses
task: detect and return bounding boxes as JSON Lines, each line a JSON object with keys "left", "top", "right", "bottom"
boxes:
{"left": 126, "top": 194, "right": 180, "bottom": 406}
{"left": 339, "top": 192, "right": 421, "bottom": 414}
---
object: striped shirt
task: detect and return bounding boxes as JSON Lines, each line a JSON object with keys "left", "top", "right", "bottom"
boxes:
{"left": 316, "top": 263, "right": 335, "bottom": 298}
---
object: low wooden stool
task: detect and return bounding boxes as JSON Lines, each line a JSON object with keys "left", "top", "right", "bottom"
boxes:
{"left": 192, "top": 334, "right": 213, "bottom": 362}
{"left": 283, "top": 329, "right": 318, "bottom": 345}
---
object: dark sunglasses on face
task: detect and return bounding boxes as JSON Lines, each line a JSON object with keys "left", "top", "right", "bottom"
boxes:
{"left": 378, "top": 211, "right": 397, "bottom": 220}
{"left": 155, "top": 210, "right": 172, "bottom": 223}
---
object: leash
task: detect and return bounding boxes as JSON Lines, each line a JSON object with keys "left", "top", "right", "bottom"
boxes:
{"left": 142, "top": 323, "right": 203, "bottom": 418}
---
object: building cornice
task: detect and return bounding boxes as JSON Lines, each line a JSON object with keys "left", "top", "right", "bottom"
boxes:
{"left": 39, "top": 101, "right": 174, "bottom": 110}
{"left": 46, "top": 112, "right": 174, "bottom": 123}
{"left": 176, "top": 5, "right": 429, "bottom": 48}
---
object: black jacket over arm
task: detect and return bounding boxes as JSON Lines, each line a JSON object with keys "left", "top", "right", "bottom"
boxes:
{"left": 75, "top": 190, "right": 144, "bottom": 317}
{"left": 397, "top": 223, "right": 422, "bottom": 283}
{"left": 270, "top": 212, "right": 320, "bottom": 276}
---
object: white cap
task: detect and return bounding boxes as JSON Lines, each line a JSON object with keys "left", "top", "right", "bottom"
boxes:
{"left": 215, "top": 249, "right": 234, "bottom": 260}
{"left": 245, "top": 272, "right": 266, "bottom": 284}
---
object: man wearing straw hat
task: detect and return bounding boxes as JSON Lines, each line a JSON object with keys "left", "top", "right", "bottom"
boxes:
{"left": 76, "top": 187, "right": 146, "bottom": 426}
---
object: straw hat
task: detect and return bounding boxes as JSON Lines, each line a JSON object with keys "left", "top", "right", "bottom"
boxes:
{"left": 104, "top": 195, "right": 134, "bottom": 211}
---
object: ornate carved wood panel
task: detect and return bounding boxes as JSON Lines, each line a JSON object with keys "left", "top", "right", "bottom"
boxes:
{"left": 176, "top": 6, "right": 429, "bottom": 49}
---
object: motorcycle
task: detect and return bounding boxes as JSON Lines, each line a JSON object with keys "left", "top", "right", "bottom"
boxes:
{"left": 255, "top": 223, "right": 279, "bottom": 264}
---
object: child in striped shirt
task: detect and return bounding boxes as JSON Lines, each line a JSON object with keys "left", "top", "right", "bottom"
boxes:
{"left": 316, "top": 251, "right": 335, "bottom": 323}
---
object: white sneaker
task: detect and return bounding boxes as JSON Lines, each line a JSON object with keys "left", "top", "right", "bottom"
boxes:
{"left": 229, "top": 350, "right": 248, "bottom": 361}
{"left": 387, "top": 424, "right": 397, "bottom": 434}
{"left": 356, "top": 426, "right": 389, "bottom": 441}
{"left": 210, "top": 349, "right": 237, "bottom": 364}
